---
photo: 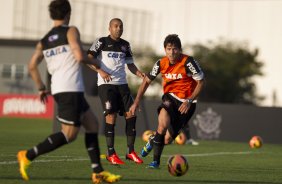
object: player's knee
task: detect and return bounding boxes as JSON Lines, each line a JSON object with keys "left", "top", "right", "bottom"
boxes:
{"left": 126, "top": 117, "right": 136, "bottom": 136}
{"left": 165, "top": 137, "right": 173, "bottom": 145}
{"left": 105, "top": 123, "right": 115, "bottom": 137}
{"left": 105, "top": 113, "right": 116, "bottom": 122}
{"left": 67, "top": 132, "right": 78, "bottom": 142}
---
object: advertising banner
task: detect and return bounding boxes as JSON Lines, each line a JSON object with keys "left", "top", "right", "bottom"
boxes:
{"left": 0, "top": 94, "right": 54, "bottom": 119}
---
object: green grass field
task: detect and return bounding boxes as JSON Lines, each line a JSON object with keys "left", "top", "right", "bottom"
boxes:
{"left": 1, "top": 118, "right": 282, "bottom": 184}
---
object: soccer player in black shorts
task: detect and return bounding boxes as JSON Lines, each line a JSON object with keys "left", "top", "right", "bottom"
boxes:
{"left": 129, "top": 34, "right": 205, "bottom": 168}
{"left": 88, "top": 18, "right": 145, "bottom": 165}
{"left": 17, "top": 0, "right": 121, "bottom": 183}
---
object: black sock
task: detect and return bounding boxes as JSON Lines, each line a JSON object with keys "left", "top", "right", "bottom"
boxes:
{"left": 105, "top": 123, "right": 115, "bottom": 155}
{"left": 153, "top": 132, "right": 165, "bottom": 164}
{"left": 26, "top": 132, "right": 68, "bottom": 161}
{"left": 126, "top": 117, "right": 136, "bottom": 153}
{"left": 85, "top": 133, "right": 103, "bottom": 173}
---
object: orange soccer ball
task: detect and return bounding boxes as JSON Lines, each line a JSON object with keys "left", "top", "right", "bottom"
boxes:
{"left": 175, "top": 132, "right": 187, "bottom": 145}
{"left": 249, "top": 135, "right": 263, "bottom": 148}
{"left": 142, "top": 130, "right": 154, "bottom": 142}
{"left": 167, "top": 154, "right": 189, "bottom": 176}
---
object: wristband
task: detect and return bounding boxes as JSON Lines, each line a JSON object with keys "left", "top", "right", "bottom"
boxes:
{"left": 38, "top": 85, "right": 46, "bottom": 91}
{"left": 187, "top": 98, "right": 193, "bottom": 103}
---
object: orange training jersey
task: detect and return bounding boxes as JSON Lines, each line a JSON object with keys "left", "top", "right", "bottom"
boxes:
{"left": 148, "top": 54, "right": 204, "bottom": 99}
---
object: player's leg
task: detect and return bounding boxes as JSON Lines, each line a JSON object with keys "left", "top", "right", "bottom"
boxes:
{"left": 120, "top": 84, "right": 143, "bottom": 164}
{"left": 17, "top": 92, "right": 81, "bottom": 180}
{"left": 18, "top": 124, "right": 79, "bottom": 180}
{"left": 147, "top": 108, "right": 170, "bottom": 168}
{"left": 82, "top": 109, "right": 121, "bottom": 183}
{"left": 98, "top": 84, "right": 124, "bottom": 165}
{"left": 180, "top": 103, "right": 199, "bottom": 145}
{"left": 124, "top": 112, "right": 143, "bottom": 164}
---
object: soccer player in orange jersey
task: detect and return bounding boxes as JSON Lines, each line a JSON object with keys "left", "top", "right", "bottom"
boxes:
{"left": 129, "top": 34, "right": 205, "bottom": 168}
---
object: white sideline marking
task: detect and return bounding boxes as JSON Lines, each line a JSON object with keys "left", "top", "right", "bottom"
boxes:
{"left": 0, "top": 151, "right": 254, "bottom": 165}
{"left": 163, "top": 151, "right": 254, "bottom": 157}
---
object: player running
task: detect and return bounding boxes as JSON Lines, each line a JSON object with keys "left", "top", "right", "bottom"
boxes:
{"left": 129, "top": 34, "right": 205, "bottom": 168}
{"left": 17, "top": 0, "right": 121, "bottom": 183}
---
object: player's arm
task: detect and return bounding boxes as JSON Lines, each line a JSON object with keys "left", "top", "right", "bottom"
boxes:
{"left": 67, "top": 26, "right": 100, "bottom": 68}
{"left": 179, "top": 57, "right": 205, "bottom": 114}
{"left": 129, "top": 75, "right": 152, "bottom": 116}
{"left": 88, "top": 53, "right": 112, "bottom": 82}
{"left": 129, "top": 59, "right": 160, "bottom": 115}
{"left": 127, "top": 63, "right": 145, "bottom": 79}
{"left": 28, "top": 42, "right": 48, "bottom": 103}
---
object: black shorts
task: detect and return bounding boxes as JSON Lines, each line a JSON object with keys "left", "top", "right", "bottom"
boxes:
{"left": 157, "top": 93, "right": 196, "bottom": 139}
{"left": 98, "top": 84, "right": 133, "bottom": 116}
{"left": 53, "top": 92, "right": 90, "bottom": 127}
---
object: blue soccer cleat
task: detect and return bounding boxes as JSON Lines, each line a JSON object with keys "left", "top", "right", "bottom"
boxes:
{"left": 147, "top": 161, "right": 160, "bottom": 169}
{"left": 141, "top": 135, "right": 154, "bottom": 157}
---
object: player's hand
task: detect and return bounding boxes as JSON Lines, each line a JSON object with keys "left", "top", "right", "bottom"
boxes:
{"left": 98, "top": 70, "right": 112, "bottom": 83}
{"left": 178, "top": 101, "right": 190, "bottom": 114}
{"left": 39, "top": 90, "right": 49, "bottom": 104}
{"left": 129, "top": 103, "right": 139, "bottom": 116}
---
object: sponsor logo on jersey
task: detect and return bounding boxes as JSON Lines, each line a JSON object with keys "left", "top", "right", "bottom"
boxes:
{"left": 107, "top": 52, "right": 126, "bottom": 59}
{"left": 165, "top": 73, "right": 183, "bottom": 79}
{"left": 150, "top": 64, "right": 159, "bottom": 76}
{"left": 45, "top": 46, "right": 68, "bottom": 57}
{"left": 48, "top": 34, "right": 59, "bottom": 42}
{"left": 121, "top": 45, "right": 127, "bottom": 52}
{"left": 91, "top": 40, "right": 102, "bottom": 52}
{"left": 187, "top": 62, "right": 198, "bottom": 75}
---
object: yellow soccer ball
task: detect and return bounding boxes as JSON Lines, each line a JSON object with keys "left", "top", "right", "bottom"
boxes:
{"left": 249, "top": 135, "right": 263, "bottom": 148}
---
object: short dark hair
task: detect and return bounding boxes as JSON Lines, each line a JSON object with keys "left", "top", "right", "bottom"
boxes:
{"left": 164, "top": 34, "right": 182, "bottom": 49}
{"left": 109, "top": 18, "right": 123, "bottom": 26}
{"left": 49, "top": 0, "right": 71, "bottom": 20}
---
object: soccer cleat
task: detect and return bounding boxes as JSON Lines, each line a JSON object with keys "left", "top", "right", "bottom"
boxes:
{"left": 140, "top": 136, "right": 154, "bottom": 157}
{"left": 185, "top": 139, "right": 199, "bottom": 146}
{"left": 126, "top": 151, "right": 143, "bottom": 164}
{"left": 147, "top": 161, "right": 160, "bottom": 169}
{"left": 92, "top": 171, "right": 122, "bottom": 184}
{"left": 106, "top": 153, "right": 125, "bottom": 165}
{"left": 17, "top": 150, "right": 31, "bottom": 181}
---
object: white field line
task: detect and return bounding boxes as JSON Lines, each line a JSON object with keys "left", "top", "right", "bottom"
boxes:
{"left": 0, "top": 151, "right": 255, "bottom": 165}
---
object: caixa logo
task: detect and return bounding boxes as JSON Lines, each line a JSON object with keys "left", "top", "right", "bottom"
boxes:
{"left": 193, "top": 107, "right": 222, "bottom": 139}
{"left": 45, "top": 46, "right": 68, "bottom": 57}
{"left": 107, "top": 52, "right": 126, "bottom": 59}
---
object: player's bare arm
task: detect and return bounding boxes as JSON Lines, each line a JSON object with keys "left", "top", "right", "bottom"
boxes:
{"left": 28, "top": 42, "right": 49, "bottom": 103}
{"left": 87, "top": 54, "right": 112, "bottom": 82}
{"left": 129, "top": 76, "right": 151, "bottom": 115}
{"left": 178, "top": 79, "right": 205, "bottom": 114}
{"left": 127, "top": 63, "right": 145, "bottom": 79}
{"left": 67, "top": 26, "right": 100, "bottom": 67}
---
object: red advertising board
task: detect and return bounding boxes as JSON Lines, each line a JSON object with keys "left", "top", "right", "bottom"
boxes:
{"left": 0, "top": 94, "right": 54, "bottom": 119}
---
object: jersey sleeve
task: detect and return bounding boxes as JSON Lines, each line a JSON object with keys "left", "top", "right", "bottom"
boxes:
{"left": 87, "top": 37, "right": 103, "bottom": 58}
{"left": 147, "top": 59, "right": 161, "bottom": 81}
{"left": 185, "top": 56, "right": 204, "bottom": 81}
{"left": 125, "top": 43, "right": 134, "bottom": 64}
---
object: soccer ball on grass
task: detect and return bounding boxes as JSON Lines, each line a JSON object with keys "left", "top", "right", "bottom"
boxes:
{"left": 167, "top": 154, "right": 189, "bottom": 176}
{"left": 142, "top": 130, "right": 155, "bottom": 142}
{"left": 249, "top": 135, "right": 263, "bottom": 148}
{"left": 174, "top": 132, "right": 187, "bottom": 145}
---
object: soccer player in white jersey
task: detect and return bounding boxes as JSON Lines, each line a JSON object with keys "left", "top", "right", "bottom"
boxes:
{"left": 88, "top": 18, "right": 145, "bottom": 165}
{"left": 17, "top": 0, "right": 121, "bottom": 183}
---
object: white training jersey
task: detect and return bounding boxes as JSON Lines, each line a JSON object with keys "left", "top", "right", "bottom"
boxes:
{"left": 87, "top": 36, "right": 134, "bottom": 86}
{"left": 41, "top": 25, "right": 84, "bottom": 95}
